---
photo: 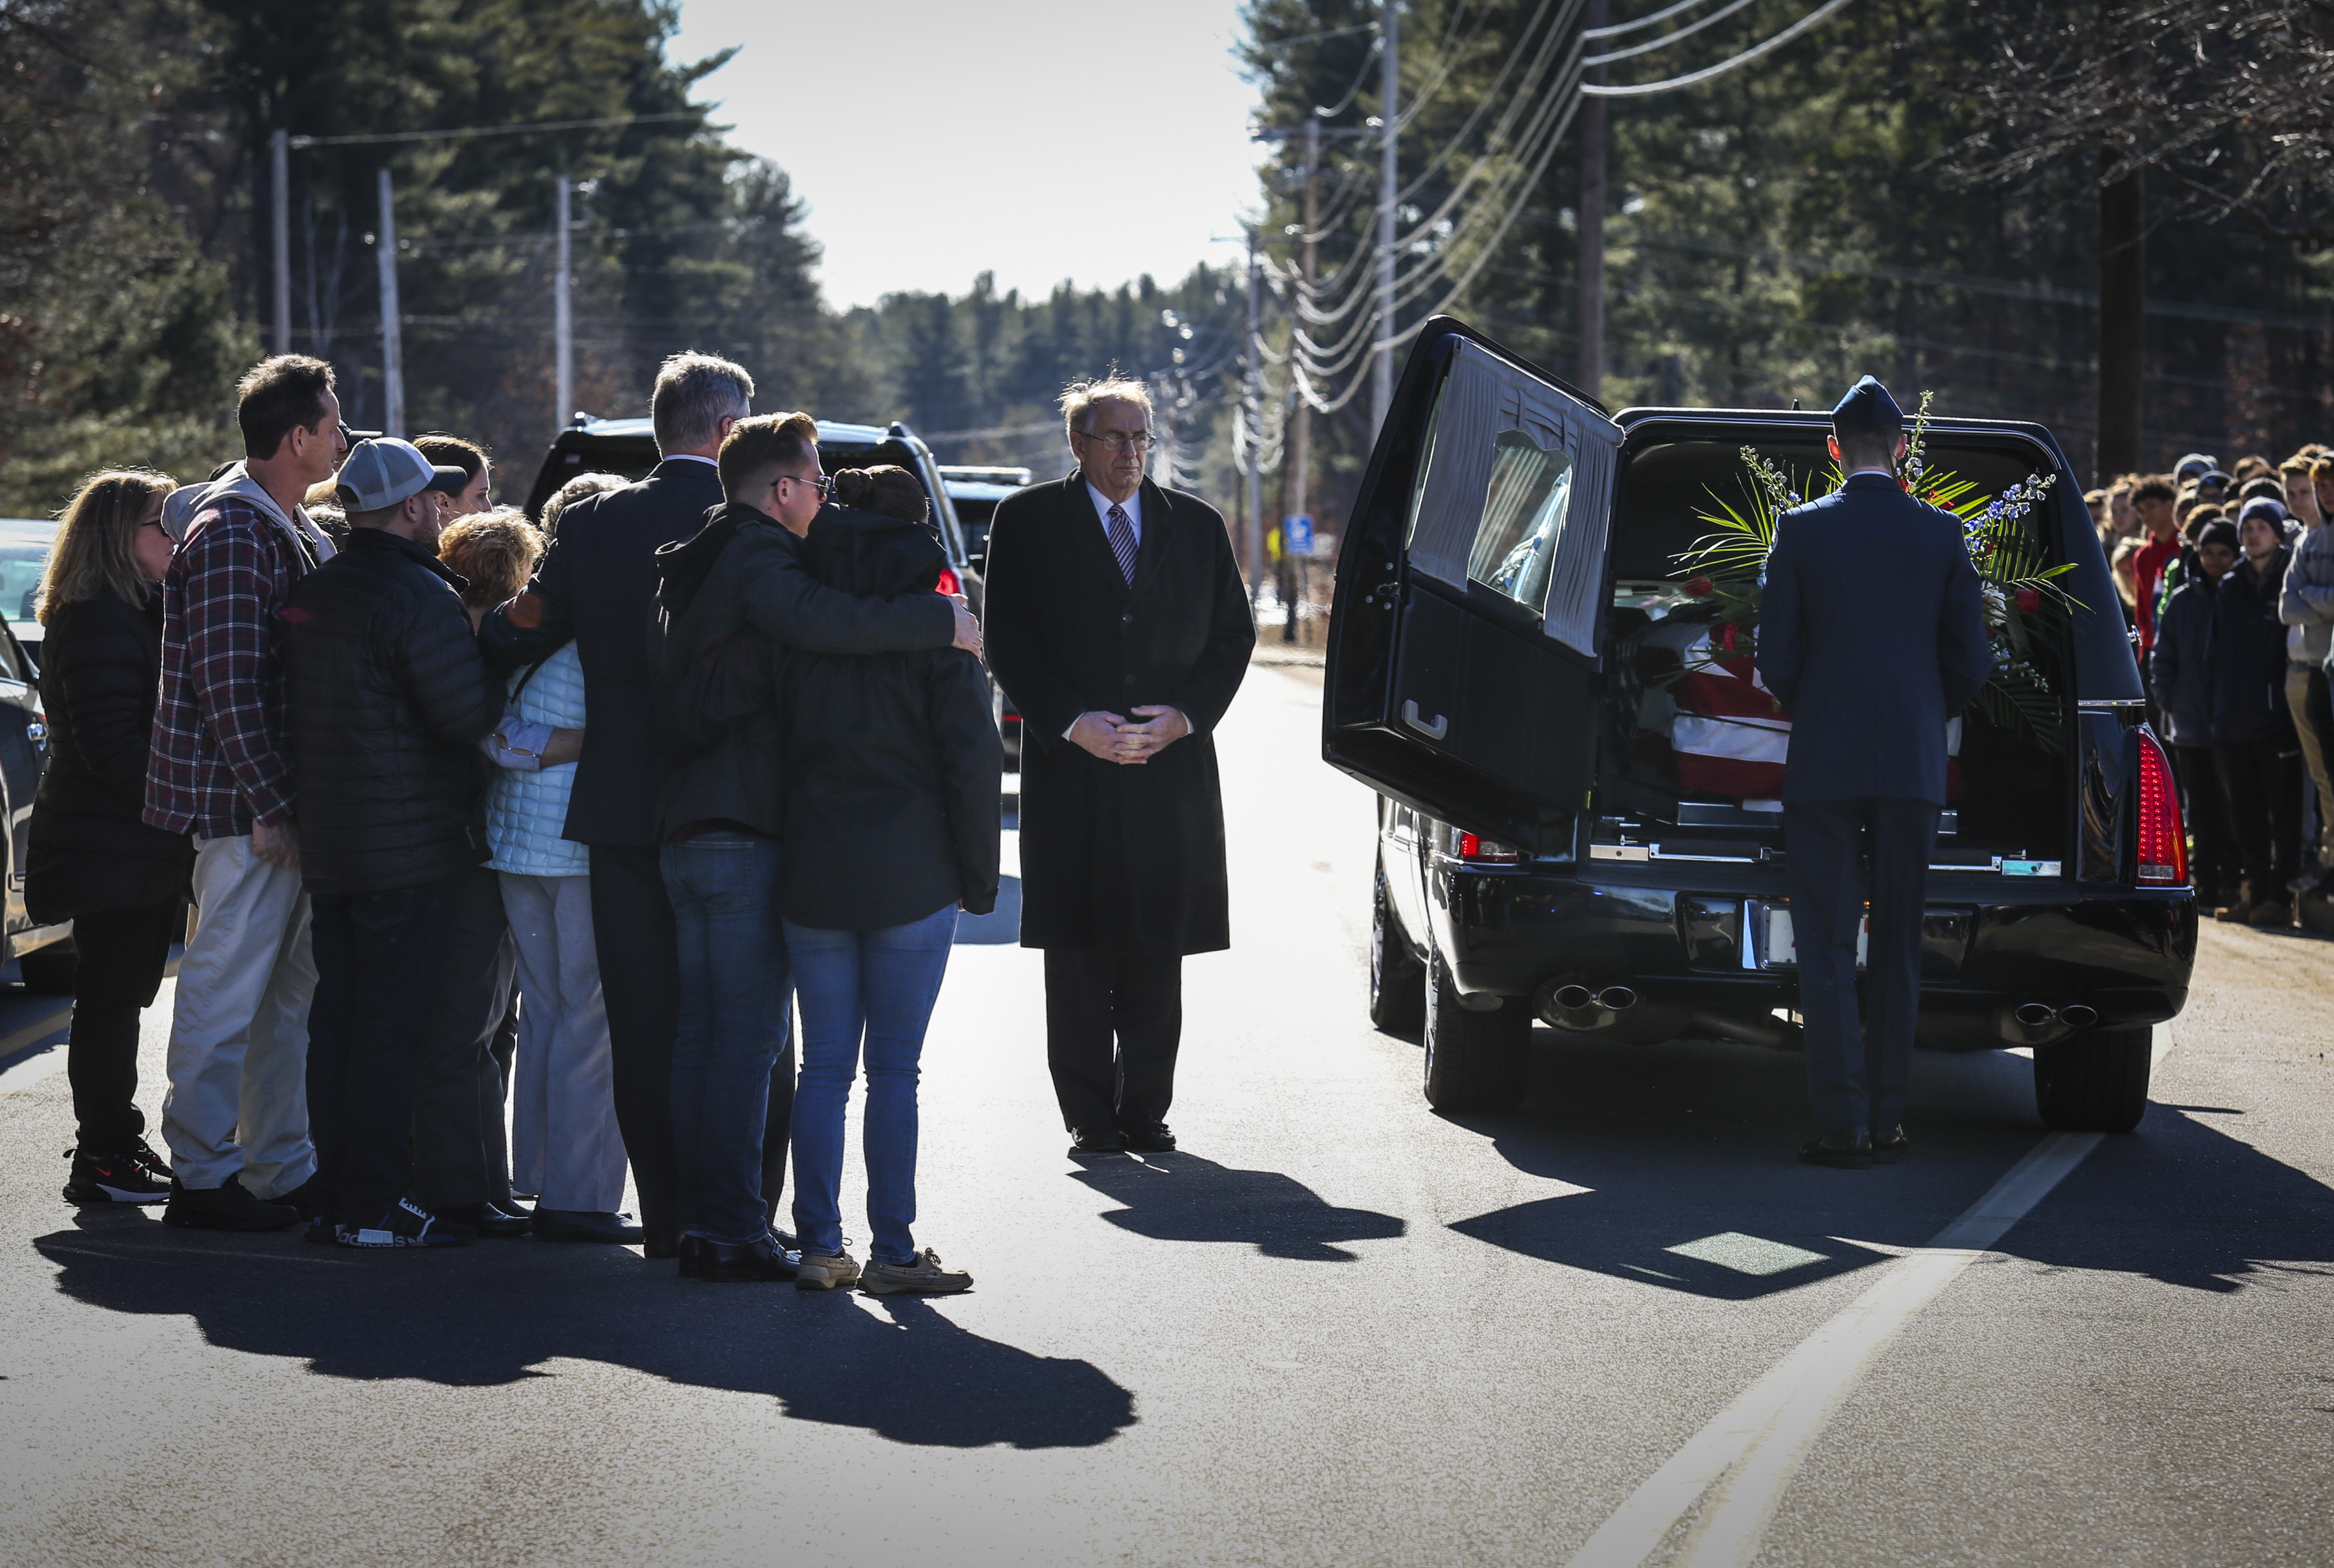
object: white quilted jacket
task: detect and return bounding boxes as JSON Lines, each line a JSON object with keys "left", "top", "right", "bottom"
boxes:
{"left": 484, "top": 644, "right": 589, "bottom": 877}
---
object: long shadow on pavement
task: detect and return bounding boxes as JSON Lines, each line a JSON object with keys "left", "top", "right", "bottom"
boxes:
{"left": 1440, "top": 1027, "right": 2334, "bottom": 1301}
{"left": 1067, "top": 1152, "right": 1406, "bottom": 1261}
{"left": 34, "top": 1213, "right": 1133, "bottom": 1449}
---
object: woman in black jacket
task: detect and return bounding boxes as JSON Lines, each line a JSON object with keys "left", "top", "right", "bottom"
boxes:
{"left": 782, "top": 465, "right": 1002, "bottom": 1295}
{"left": 29, "top": 470, "right": 196, "bottom": 1204}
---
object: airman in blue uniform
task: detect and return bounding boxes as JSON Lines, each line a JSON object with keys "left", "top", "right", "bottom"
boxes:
{"left": 1756, "top": 377, "right": 1992, "bottom": 1167}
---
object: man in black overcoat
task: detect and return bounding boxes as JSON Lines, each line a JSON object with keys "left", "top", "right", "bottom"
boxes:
{"left": 983, "top": 379, "right": 1256, "bottom": 1155}
{"left": 481, "top": 355, "right": 973, "bottom": 1250}
{"left": 1755, "top": 376, "right": 1992, "bottom": 1169}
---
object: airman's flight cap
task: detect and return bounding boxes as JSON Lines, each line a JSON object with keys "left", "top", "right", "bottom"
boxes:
{"left": 336, "top": 438, "right": 468, "bottom": 513}
{"left": 1831, "top": 375, "right": 1904, "bottom": 430}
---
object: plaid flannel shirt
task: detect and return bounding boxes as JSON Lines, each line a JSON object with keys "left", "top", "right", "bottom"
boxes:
{"left": 144, "top": 486, "right": 323, "bottom": 838}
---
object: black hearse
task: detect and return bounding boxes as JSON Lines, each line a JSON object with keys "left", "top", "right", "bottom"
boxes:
{"left": 1327, "top": 317, "right": 2197, "bottom": 1132}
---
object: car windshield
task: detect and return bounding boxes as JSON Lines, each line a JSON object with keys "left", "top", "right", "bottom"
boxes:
{"left": 0, "top": 524, "right": 57, "bottom": 627}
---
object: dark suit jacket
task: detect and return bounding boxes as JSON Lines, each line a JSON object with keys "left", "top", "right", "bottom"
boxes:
{"left": 482, "top": 460, "right": 956, "bottom": 845}
{"left": 983, "top": 472, "right": 1255, "bottom": 953}
{"left": 1755, "top": 471, "right": 1991, "bottom": 805}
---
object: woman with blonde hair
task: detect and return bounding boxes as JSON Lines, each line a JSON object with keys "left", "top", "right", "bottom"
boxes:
{"left": 440, "top": 506, "right": 635, "bottom": 1244}
{"left": 29, "top": 470, "right": 197, "bottom": 1204}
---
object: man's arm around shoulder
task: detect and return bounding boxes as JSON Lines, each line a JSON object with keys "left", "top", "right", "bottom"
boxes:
{"left": 479, "top": 506, "right": 582, "bottom": 672}
{"left": 735, "top": 526, "right": 957, "bottom": 655}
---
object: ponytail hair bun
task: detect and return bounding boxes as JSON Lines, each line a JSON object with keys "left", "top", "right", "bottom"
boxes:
{"left": 831, "top": 464, "right": 928, "bottom": 524}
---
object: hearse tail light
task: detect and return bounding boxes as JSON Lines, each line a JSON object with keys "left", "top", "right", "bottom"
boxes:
{"left": 1458, "top": 832, "right": 1520, "bottom": 864}
{"left": 2134, "top": 731, "right": 2187, "bottom": 886}
{"left": 935, "top": 567, "right": 963, "bottom": 597}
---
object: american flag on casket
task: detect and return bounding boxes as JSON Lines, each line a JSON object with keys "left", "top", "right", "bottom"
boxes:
{"left": 1629, "top": 620, "right": 1959, "bottom": 808}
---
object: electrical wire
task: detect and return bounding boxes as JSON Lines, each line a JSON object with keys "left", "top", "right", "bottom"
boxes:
{"left": 1585, "top": 0, "right": 1761, "bottom": 65}
{"left": 1581, "top": 0, "right": 1715, "bottom": 39}
{"left": 1584, "top": 0, "right": 1859, "bottom": 95}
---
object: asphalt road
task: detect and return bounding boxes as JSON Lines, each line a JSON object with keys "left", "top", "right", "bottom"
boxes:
{"left": 1, "top": 661, "right": 2329, "bottom": 1567}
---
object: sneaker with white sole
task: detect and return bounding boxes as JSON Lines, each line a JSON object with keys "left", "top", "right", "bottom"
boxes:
{"left": 339, "top": 1197, "right": 473, "bottom": 1249}
{"left": 62, "top": 1145, "right": 172, "bottom": 1204}
{"left": 794, "top": 1247, "right": 861, "bottom": 1291}
{"left": 858, "top": 1248, "right": 972, "bottom": 1296}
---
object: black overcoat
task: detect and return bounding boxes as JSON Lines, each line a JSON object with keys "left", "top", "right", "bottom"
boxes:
{"left": 982, "top": 473, "right": 1255, "bottom": 954}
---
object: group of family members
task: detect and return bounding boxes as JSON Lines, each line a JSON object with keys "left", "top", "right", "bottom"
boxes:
{"left": 33, "top": 346, "right": 1256, "bottom": 1294}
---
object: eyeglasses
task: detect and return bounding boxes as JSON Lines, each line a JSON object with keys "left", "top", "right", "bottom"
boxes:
{"left": 1076, "top": 429, "right": 1156, "bottom": 453}
{"left": 774, "top": 473, "right": 834, "bottom": 499}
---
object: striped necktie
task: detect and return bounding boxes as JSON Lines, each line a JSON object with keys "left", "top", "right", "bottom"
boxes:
{"left": 1106, "top": 502, "right": 1138, "bottom": 583}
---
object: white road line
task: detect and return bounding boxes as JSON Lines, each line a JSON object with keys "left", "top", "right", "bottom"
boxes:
{"left": 1564, "top": 1130, "right": 2105, "bottom": 1568}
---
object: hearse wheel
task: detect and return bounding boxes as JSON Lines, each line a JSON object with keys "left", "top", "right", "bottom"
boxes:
{"left": 1369, "top": 856, "right": 1426, "bottom": 1033}
{"left": 1421, "top": 944, "right": 1530, "bottom": 1112}
{"left": 2033, "top": 1025, "right": 2152, "bottom": 1134}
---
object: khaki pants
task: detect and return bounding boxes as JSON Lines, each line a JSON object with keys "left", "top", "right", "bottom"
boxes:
{"left": 501, "top": 871, "right": 626, "bottom": 1212}
{"left": 2285, "top": 662, "right": 2334, "bottom": 863}
{"left": 159, "top": 834, "right": 317, "bottom": 1198}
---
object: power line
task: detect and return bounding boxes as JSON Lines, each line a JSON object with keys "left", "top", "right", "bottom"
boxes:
{"left": 1583, "top": 0, "right": 1717, "bottom": 39}
{"left": 287, "top": 111, "right": 700, "bottom": 149}
{"left": 1584, "top": 0, "right": 1859, "bottom": 96}
{"left": 1585, "top": 0, "right": 1760, "bottom": 65}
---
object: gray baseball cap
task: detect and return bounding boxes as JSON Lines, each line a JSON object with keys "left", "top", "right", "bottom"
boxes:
{"left": 336, "top": 438, "right": 468, "bottom": 513}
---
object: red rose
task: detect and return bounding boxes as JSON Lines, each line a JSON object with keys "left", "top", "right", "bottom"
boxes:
{"left": 1899, "top": 475, "right": 1913, "bottom": 493}
{"left": 1686, "top": 576, "right": 1714, "bottom": 597}
{"left": 1720, "top": 622, "right": 1739, "bottom": 652}
{"left": 2016, "top": 587, "right": 2040, "bottom": 614}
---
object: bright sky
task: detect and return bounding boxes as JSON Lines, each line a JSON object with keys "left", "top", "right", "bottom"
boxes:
{"left": 665, "top": 1, "right": 1265, "bottom": 309}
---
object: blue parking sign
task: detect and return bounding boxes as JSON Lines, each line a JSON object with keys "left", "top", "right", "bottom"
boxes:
{"left": 1286, "top": 514, "right": 1314, "bottom": 557}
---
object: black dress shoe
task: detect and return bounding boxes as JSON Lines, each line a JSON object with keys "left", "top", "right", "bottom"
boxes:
{"left": 1798, "top": 1129, "right": 1874, "bottom": 1169}
{"left": 677, "top": 1234, "right": 709, "bottom": 1278}
{"left": 532, "top": 1208, "right": 646, "bottom": 1245}
{"left": 701, "top": 1236, "right": 801, "bottom": 1283}
{"left": 443, "top": 1200, "right": 532, "bottom": 1239}
{"left": 274, "top": 1175, "right": 327, "bottom": 1220}
{"left": 1121, "top": 1121, "right": 1177, "bottom": 1153}
{"left": 1068, "top": 1128, "right": 1126, "bottom": 1155}
{"left": 641, "top": 1232, "right": 683, "bottom": 1259}
{"left": 1872, "top": 1126, "right": 1909, "bottom": 1164}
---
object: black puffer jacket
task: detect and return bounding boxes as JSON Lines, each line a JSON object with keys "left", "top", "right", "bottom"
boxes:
{"left": 25, "top": 591, "right": 194, "bottom": 920}
{"left": 281, "top": 528, "right": 501, "bottom": 895}
{"left": 779, "top": 509, "right": 1002, "bottom": 929}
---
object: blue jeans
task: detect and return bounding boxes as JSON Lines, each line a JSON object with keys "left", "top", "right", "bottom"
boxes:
{"left": 785, "top": 905, "right": 957, "bottom": 1263}
{"left": 662, "top": 835, "right": 791, "bottom": 1243}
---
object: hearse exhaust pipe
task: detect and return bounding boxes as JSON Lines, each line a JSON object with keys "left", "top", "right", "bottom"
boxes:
{"left": 1597, "top": 986, "right": 1638, "bottom": 1011}
{"left": 1999, "top": 1000, "right": 2095, "bottom": 1047}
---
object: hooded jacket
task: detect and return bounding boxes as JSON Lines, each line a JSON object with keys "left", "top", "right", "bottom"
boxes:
{"left": 777, "top": 506, "right": 1002, "bottom": 929}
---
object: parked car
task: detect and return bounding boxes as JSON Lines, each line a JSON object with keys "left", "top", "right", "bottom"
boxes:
{"left": 941, "top": 465, "right": 1033, "bottom": 767}
{"left": 0, "top": 517, "right": 60, "bottom": 669}
{"left": 0, "top": 614, "right": 75, "bottom": 989}
{"left": 1327, "top": 316, "right": 2196, "bottom": 1134}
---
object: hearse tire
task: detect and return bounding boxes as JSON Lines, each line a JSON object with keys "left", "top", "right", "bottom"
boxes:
{"left": 1369, "top": 860, "right": 1426, "bottom": 1033}
{"left": 1421, "top": 946, "right": 1529, "bottom": 1113}
{"left": 2033, "top": 1026, "right": 2152, "bottom": 1134}
{"left": 16, "top": 939, "right": 76, "bottom": 995}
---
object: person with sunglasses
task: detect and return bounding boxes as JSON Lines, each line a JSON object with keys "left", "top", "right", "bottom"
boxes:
{"left": 30, "top": 470, "right": 198, "bottom": 1205}
{"left": 646, "top": 413, "right": 977, "bottom": 1283}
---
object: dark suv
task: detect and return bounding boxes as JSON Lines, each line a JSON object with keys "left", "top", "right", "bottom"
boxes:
{"left": 1326, "top": 316, "right": 2197, "bottom": 1134}
{"left": 525, "top": 416, "right": 985, "bottom": 611}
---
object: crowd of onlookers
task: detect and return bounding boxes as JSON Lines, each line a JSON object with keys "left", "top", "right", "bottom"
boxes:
{"left": 2088, "top": 449, "right": 2334, "bottom": 927}
{"left": 30, "top": 350, "right": 1004, "bottom": 1293}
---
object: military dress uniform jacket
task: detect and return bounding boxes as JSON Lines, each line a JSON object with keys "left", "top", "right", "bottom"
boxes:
{"left": 1754, "top": 471, "right": 1992, "bottom": 805}
{"left": 983, "top": 473, "right": 1256, "bottom": 954}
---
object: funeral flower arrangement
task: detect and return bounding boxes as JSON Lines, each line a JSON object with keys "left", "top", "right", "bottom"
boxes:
{"left": 1667, "top": 393, "right": 2079, "bottom": 751}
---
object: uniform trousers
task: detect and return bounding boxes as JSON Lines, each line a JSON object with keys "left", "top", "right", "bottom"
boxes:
{"left": 160, "top": 834, "right": 316, "bottom": 1199}
{"left": 1043, "top": 947, "right": 1183, "bottom": 1134}
{"left": 1783, "top": 798, "right": 1939, "bottom": 1138}
{"left": 499, "top": 871, "right": 626, "bottom": 1212}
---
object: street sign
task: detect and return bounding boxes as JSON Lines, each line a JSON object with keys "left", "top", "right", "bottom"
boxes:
{"left": 1286, "top": 514, "right": 1314, "bottom": 557}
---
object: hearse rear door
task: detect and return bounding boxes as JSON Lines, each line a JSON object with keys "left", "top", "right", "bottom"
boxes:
{"left": 1324, "top": 318, "right": 1620, "bottom": 854}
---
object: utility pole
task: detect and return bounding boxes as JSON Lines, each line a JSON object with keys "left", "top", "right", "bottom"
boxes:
{"left": 376, "top": 167, "right": 405, "bottom": 438}
{"left": 554, "top": 174, "right": 574, "bottom": 441}
{"left": 2095, "top": 0, "right": 2144, "bottom": 477}
{"left": 1371, "top": 0, "right": 1399, "bottom": 434}
{"left": 1577, "top": 0, "right": 1608, "bottom": 400}
{"left": 1282, "top": 119, "right": 1320, "bottom": 645}
{"left": 1244, "top": 227, "right": 1266, "bottom": 603}
{"left": 271, "top": 130, "right": 292, "bottom": 357}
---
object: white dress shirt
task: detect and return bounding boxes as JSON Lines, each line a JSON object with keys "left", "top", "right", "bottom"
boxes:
{"left": 1087, "top": 482, "right": 1141, "bottom": 545}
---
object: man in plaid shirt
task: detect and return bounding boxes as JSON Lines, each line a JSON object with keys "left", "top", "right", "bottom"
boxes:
{"left": 146, "top": 355, "right": 347, "bottom": 1232}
